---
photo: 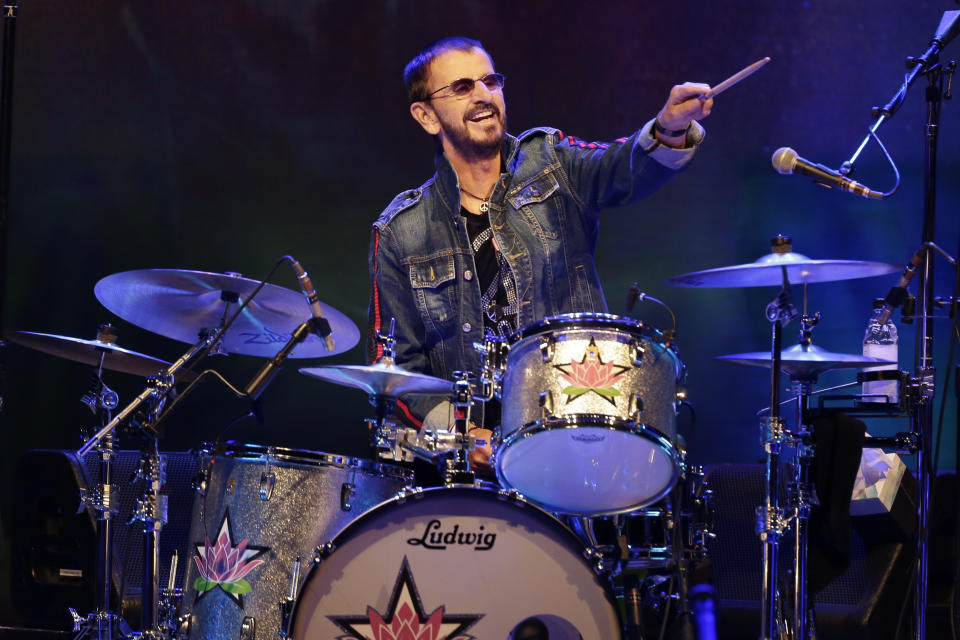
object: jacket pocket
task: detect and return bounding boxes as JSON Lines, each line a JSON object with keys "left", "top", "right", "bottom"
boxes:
{"left": 409, "top": 252, "right": 458, "bottom": 330}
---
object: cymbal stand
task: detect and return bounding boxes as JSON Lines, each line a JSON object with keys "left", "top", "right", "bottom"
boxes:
{"left": 70, "top": 343, "right": 132, "bottom": 639}
{"left": 758, "top": 264, "right": 798, "bottom": 640}
{"left": 128, "top": 440, "right": 168, "bottom": 638}
{"left": 785, "top": 312, "right": 821, "bottom": 640}
{"left": 442, "top": 372, "right": 476, "bottom": 485}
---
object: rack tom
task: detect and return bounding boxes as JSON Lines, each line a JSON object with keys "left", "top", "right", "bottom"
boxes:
{"left": 494, "top": 313, "right": 685, "bottom": 515}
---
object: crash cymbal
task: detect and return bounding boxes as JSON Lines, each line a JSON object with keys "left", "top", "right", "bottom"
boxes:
{"left": 716, "top": 343, "right": 896, "bottom": 378}
{"left": 94, "top": 269, "right": 360, "bottom": 358}
{"left": 300, "top": 363, "right": 455, "bottom": 398}
{"left": 665, "top": 251, "right": 899, "bottom": 288}
{"left": 6, "top": 330, "right": 197, "bottom": 381}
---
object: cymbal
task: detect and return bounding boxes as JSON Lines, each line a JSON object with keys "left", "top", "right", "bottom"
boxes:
{"left": 94, "top": 269, "right": 360, "bottom": 358}
{"left": 665, "top": 251, "right": 899, "bottom": 288}
{"left": 300, "top": 363, "right": 455, "bottom": 398}
{"left": 6, "top": 330, "right": 196, "bottom": 381}
{"left": 716, "top": 343, "right": 896, "bottom": 378}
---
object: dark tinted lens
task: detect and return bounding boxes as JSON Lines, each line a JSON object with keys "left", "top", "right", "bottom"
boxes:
{"left": 448, "top": 78, "right": 476, "bottom": 95}
{"left": 482, "top": 73, "right": 505, "bottom": 90}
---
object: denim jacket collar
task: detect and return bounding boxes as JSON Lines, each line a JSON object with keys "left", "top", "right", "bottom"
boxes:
{"left": 432, "top": 133, "right": 521, "bottom": 218}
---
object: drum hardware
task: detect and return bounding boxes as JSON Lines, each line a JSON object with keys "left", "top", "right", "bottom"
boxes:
{"left": 278, "top": 556, "right": 302, "bottom": 639}
{"left": 158, "top": 553, "right": 183, "bottom": 640}
{"left": 257, "top": 447, "right": 277, "bottom": 501}
{"left": 61, "top": 325, "right": 136, "bottom": 640}
{"left": 669, "top": 233, "right": 914, "bottom": 640}
{"left": 538, "top": 334, "right": 555, "bottom": 361}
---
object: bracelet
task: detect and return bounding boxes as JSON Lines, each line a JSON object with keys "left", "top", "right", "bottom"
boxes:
{"left": 653, "top": 119, "right": 691, "bottom": 138}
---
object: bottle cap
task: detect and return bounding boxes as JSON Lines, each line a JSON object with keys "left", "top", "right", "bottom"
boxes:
{"left": 872, "top": 298, "right": 885, "bottom": 310}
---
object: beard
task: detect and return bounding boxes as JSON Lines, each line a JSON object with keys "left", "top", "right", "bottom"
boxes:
{"left": 438, "top": 101, "right": 506, "bottom": 161}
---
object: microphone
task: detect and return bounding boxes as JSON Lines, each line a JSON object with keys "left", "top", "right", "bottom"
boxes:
{"left": 771, "top": 147, "right": 884, "bottom": 199}
{"left": 288, "top": 257, "right": 334, "bottom": 351}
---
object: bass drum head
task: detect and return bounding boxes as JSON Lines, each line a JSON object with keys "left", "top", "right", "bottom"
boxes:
{"left": 291, "top": 486, "right": 622, "bottom": 639}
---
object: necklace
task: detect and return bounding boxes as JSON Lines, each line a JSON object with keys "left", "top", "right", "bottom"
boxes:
{"left": 460, "top": 184, "right": 492, "bottom": 213}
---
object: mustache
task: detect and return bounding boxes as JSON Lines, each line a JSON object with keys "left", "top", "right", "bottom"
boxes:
{"left": 464, "top": 102, "right": 500, "bottom": 121}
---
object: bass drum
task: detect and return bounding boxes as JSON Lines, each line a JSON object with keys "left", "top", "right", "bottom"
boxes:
{"left": 290, "top": 486, "right": 622, "bottom": 639}
{"left": 180, "top": 443, "right": 413, "bottom": 640}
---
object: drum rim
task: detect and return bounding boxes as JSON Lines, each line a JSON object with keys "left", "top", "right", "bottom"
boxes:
{"left": 210, "top": 441, "right": 415, "bottom": 482}
{"left": 511, "top": 311, "right": 663, "bottom": 342}
{"left": 493, "top": 416, "right": 681, "bottom": 516}
{"left": 289, "top": 484, "right": 621, "bottom": 636}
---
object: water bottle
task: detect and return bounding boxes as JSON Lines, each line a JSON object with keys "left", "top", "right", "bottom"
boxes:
{"left": 861, "top": 300, "right": 899, "bottom": 403}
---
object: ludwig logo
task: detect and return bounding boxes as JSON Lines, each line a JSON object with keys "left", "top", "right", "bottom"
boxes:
{"left": 407, "top": 519, "right": 497, "bottom": 551}
{"left": 191, "top": 510, "right": 269, "bottom": 607}
{"left": 329, "top": 557, "right": 481, "bottom": 640}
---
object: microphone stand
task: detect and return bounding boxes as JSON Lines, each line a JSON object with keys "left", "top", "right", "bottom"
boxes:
{"left": 839, "top": 13, "right": 958, "bottom": 637}
{"left": 0, "top": 3, "right": 17, "bottom": 412}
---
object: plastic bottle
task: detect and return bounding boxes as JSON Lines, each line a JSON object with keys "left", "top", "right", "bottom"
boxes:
{"left": 861, "top": 300, "right": 899, "bottom": 403}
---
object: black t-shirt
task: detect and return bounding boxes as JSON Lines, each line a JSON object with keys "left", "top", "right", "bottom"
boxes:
{"left": 460, "top": 207, "right": 518, "bottom": 429}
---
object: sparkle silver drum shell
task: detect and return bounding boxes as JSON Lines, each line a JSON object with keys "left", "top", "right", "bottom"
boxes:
{"left": 290, "top": 485, "right": 623, "bottom": 639}
{"left": 496, "top": 313, "right": 684, "bottom": 515}
{"left": 180, "top": 443, "right": 413, "bottom": 640}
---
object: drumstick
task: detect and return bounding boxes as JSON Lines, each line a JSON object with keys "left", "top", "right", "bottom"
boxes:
{"left": 699, "top": 56, "right": 771, "bottom": 101}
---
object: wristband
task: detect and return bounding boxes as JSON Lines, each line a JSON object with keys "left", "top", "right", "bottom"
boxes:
{"left": 653, "top": 119, "right": 691, "bottom": 138}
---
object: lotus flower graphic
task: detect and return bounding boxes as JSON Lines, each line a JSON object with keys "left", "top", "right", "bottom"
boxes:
{"left": 554, "top": 338, "right": 629, "bottom": 406}
{"left": 329, "top": 557, "right": 480, "bottom": 639}
{"left": 192, "top": 510, "right": 269, "bottom": 607}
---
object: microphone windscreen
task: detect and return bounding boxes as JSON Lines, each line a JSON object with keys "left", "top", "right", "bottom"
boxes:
{"left": 771, "top": 147, "right": 798, "bottom": 174}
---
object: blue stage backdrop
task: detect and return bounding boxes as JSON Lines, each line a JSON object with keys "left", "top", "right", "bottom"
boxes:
{"left": 2, "top": 0, "right": 958, "bottom": 522}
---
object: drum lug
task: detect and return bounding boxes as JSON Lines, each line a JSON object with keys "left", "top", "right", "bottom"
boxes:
{"left": 259, "top": 472, "right": 276, "bottom": 501}
{"left": 340, "top": 482, "right": 356, "bottom": 511}
{"left": 239, "top": 616, "right": 256, "bottom": 640}
{"left": 538, "top": 336, "right": 555, "bottom": 362}
{"left": 260, "top": 448, "right": 276, "bottom": 501}
{"left": 539, "top": 390, "right": 554, "bottom": 418}
{"left": 628, "top": 394, "right": 644, "bottom": 421}
{"left": 630, "top": 338, "right": 645, "bottom": 366}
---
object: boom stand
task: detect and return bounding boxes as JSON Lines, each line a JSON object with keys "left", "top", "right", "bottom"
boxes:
{"left": 841, "top": 13, "right": 959, "bottom": 635}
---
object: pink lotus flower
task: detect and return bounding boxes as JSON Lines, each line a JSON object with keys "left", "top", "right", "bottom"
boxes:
{"left": 557, "top": 342, "right": 626, "bottom": 402}
{"left": 367, "top": 601, "right": 447, "bottom": 640}
{"left": 560, "top": 356, "right": 624, "bottom": 390}
{"left": 192, "top": 514, "right": 267, "bottom": 598}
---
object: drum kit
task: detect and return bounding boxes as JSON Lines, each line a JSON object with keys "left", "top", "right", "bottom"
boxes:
{"left": 9, "top": 238, "right": 917, "bottom": 640}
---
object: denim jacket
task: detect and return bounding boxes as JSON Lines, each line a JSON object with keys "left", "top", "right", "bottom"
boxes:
{"left": 367, "top": 120, "right": 703, "bottom": 428}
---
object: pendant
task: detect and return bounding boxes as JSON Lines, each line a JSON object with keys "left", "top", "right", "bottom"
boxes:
{"left": 479, "top": 200, "right": 489, "bottom": 213}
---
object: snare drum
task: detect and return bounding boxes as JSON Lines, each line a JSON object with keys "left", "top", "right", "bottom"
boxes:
{"left": 495, "top": 313, "right": 685, "bottom": 515}
{"left": 180, "top": 443, "right": 413, "bottom": 640}
{"left": 289, "top": 486, "right": 622, "bottom": 639}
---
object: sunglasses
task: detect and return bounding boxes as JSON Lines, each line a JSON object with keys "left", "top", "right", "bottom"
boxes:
{"left": 426, "top": 72, "right": 506, "bottom": 100}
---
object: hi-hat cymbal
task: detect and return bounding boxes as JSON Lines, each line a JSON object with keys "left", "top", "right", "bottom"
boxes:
{"left": 94, "top": 269, "right": 360, "bottom": 358}
{"left": 6, "top": 330, "right": 196, "bottom": 381}
{"left": 716, "top": 343, "right": 896, "bottom": 378}
{"left": 666, "top": 251, "right": 899, "bottom": 288}
{"left": 300, "top": 363, "right": 455, "bottom": 398}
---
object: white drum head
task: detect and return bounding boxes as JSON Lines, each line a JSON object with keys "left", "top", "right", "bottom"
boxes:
{"left": 291, "top": 486, "right": 621, "bottom": 639}
{"left": 497, "top": 421, "right": 678, "bottom": 515}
